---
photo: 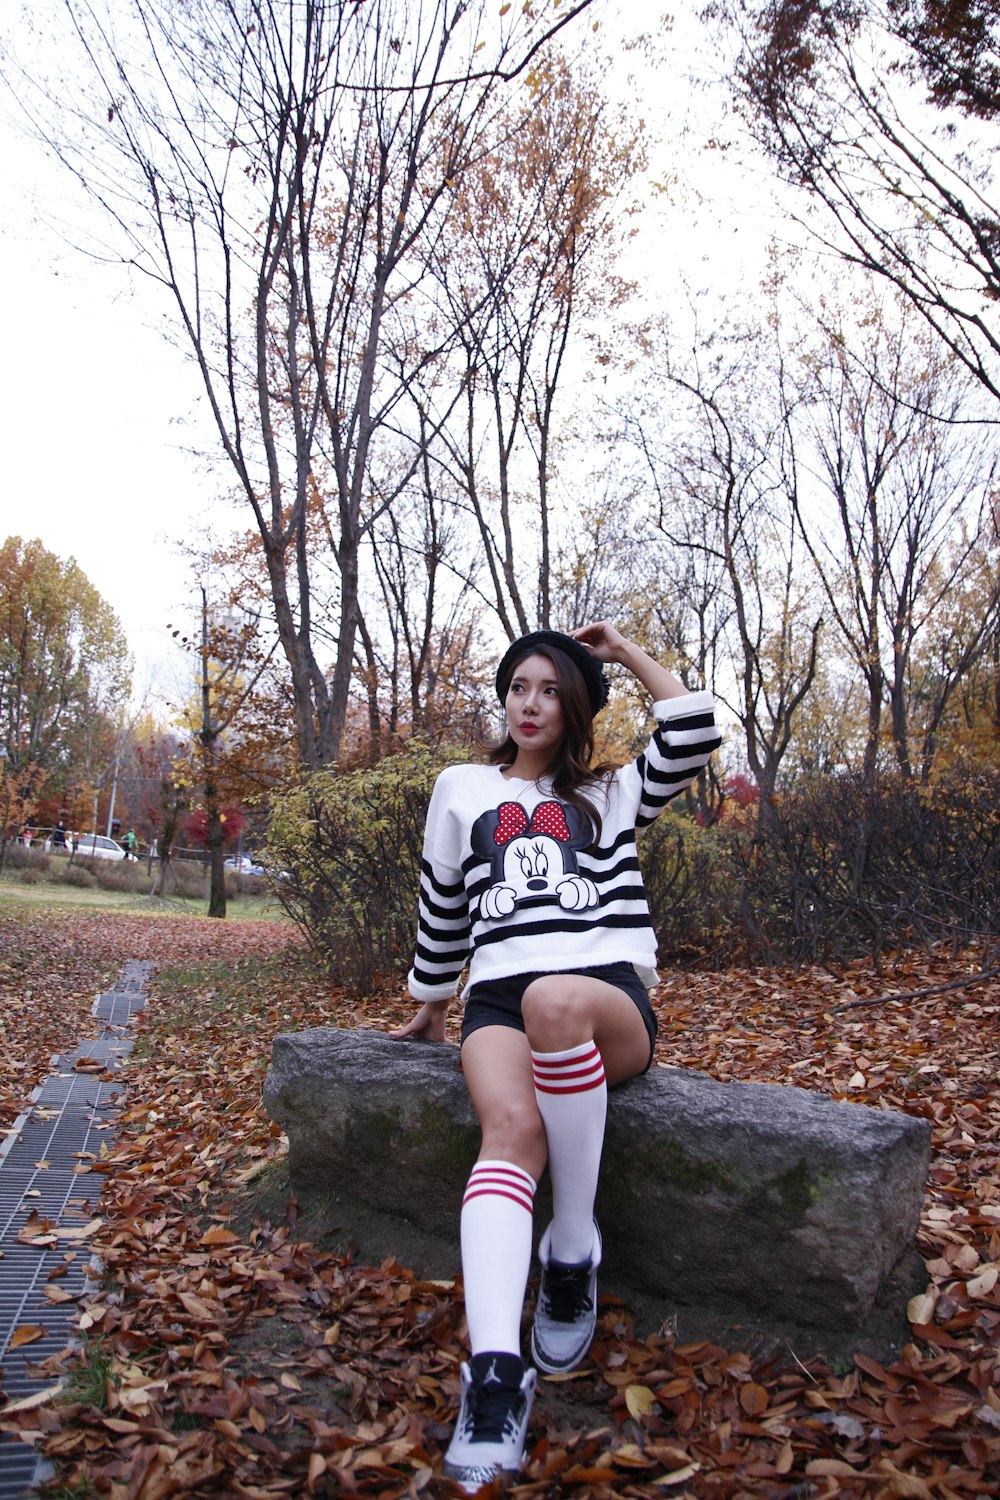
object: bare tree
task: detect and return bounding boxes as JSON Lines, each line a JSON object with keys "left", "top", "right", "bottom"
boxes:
{"left": 5, "top": 0, "right": 598, "bottom": 766}
{"left": 625, "top": 314, "right": 823, "bottom": 821}
{"left": 425, "top": 55, "right": 642, "bottom": 636}
{"left": 907, "top": 510, "right": 1000, "bottom": 774}
{"left": 357, "top": 446, "right": 486, "bottom": 752}
{"left": 795, "top": 296, "right": 999, "bottom": 779}
{"left": 179, "top": 585, "right": 270, "bottom": 917}
{"left": 714, "top": 0, "right": 1000, "bottom": 407}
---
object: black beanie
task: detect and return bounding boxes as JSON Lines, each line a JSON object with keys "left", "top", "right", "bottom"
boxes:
{"left": 495, "top": 630, "right": 610, "bottom": 716}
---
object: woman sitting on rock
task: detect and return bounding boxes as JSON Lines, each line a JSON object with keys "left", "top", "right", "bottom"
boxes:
{"left": 392, "top": 621, "right": 720, "bottom": 1492}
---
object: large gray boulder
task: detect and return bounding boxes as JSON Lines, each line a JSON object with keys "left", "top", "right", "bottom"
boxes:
{"left": 262, "top": 1027, "right": 931, "bottom": 1340}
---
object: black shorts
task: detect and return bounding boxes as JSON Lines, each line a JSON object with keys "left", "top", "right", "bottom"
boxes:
{"left": 460, "top": 963, "right": 658, "bottom": 1072}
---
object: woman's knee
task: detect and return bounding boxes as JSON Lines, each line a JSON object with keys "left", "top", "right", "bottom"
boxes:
{"left": 521, "top": 976, "right": 590, "bottom": 1048}
{"left": 479, "top": 1098, "right": 547, "bottom": 1171}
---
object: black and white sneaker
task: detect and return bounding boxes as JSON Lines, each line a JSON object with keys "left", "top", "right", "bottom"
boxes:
{"left": 530, "top": 1220, "right": 602, "bottom": 1375}
{"left": 442, "top": 1351, "right": 536, "bottom": 1494}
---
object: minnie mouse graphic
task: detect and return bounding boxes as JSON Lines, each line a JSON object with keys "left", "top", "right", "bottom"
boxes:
{"left": 471, "top": 800, "right": 599, "bottom": 921}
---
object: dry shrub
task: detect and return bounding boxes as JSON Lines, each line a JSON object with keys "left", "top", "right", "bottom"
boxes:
{"left": 646, "top": 765, "right": 1000, "bottom": 968}
{"left": 738, "top": 765, "right": 1000, "bottom": 965}
{"left": 639, "top": 815, "right": 744, "bottom": 966}
{"left": 93, "top": 862, "right": 140, "bottom": 893}
{"left": 4, "top": 844, "right": 50, "bottom": 872}
{"left": 270, "top": 755, "right": 1000, "bottom": 979}
{"left": 268, "top": 741, "right": 466, "bottom": 991}
{"left": 170, "top": 860, "right": 208, "bottom": 899}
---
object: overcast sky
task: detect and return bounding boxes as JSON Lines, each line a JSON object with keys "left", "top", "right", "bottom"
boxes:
{"left": 1, "top": 125, "right": 209, "bottom": 704}
{"left": 0, "top": 1, "right": 774, "bottom": 711}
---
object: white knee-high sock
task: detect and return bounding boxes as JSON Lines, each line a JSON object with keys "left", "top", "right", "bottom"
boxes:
{"left": 460, "top": 1159, "right": 536, "bottom": 1356}
{"left": 531, "top": 1041, "right": 607, "bottom": 1263}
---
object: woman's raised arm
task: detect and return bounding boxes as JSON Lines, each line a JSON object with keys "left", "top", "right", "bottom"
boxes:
{"left": 570, "top": 621, "right": 691, "bottom": 703}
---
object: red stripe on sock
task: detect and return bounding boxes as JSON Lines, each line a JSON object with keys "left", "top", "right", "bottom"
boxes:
{"left": 468, "top": 1165, "right": 534, "bottom": 1185}
{"left": 467, "top": 1171, "right": 534, "bottom": 1194}
{"left": 463, "top": 1165, "right": 535, "bottom": 1213}
{"left": 532, "top": 1044, "right": 601, "bottom": 1075}
{"left": 533, "top": 1059, "right": 605, "bottom": 1084}
{"left": 535, "top": 1044, "right": 600, "bottom": 1067}
{"left": 463, "top": 1185, "right": 534, "bottom": 1211}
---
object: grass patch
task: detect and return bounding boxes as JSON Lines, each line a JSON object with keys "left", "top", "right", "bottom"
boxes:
{"left": 41, "top": 1481, "right": 99, "bottom": 1500}
{"left": 150, "top": 950, "right": 321, "bottom": 1039}
{"left": 64, "top": 1337, "right": 114, "bottom": 1411}
{"left": 0, "top": 870, "right": 289, "bottom": 921}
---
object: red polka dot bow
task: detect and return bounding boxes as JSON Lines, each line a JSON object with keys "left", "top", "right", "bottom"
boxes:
{"left": 494, "top": 800, "right": 571, "bottom": 845}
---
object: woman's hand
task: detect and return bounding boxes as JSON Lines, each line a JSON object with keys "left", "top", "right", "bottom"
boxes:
{"left": 570, "top": 620, "right": 629, "bottom": 664}
{"left": 390, "top": 1001, "right": 448, "bottom": 1042}
{"left": 571, "top": 621, "right": 691, "bottom": 701}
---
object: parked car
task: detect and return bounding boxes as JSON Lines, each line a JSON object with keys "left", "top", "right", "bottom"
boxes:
{"left": 224, "top": 855, "right": 265, "bottom": 876}
{"left": 74, "top": 833, "right": 128, "bottom": 862}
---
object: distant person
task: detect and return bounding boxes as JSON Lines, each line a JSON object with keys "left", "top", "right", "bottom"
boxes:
{"left": 121, "top": 829, "right": 138, "bottom": 860}
{"left": 52, "top": 820, "right": 68, "bottom": 850}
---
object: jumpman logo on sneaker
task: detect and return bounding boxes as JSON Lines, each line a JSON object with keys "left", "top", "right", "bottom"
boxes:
{"left": 482, "top": 1359, "right": 502, "bottom": 1386}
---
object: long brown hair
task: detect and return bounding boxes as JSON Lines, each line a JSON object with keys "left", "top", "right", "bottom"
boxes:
{"left": 487, "top": 645, "right": 615, "bottom": 842}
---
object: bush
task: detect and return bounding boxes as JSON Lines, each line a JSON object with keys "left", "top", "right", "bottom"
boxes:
{"left": 638, "top": 814, "right": 745, "bottom": 966}
{"left": 60, "top": 865, "right": 96, "bottom": 889}
{"left": 738, "top": 765, "right": 1000, "bottom": 965}
{"left": 268, "top": 740, "right": 467, "bottom": 991}
{"left": 92, "top": 862, "right": 140, "bottom": 892}
{"left": 634, "top": 765, "right": 1000, "bottom": 968}
{"left": 168, "top": 860, "right": 208, "bottom": 899}
{"left": 3, "top": 843, "right": 50, "bottom": 872}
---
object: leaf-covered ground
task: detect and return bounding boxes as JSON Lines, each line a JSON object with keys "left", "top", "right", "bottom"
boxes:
{"left": 0, "top": 905, "right": 297, "bottom": 1131}
{"left": 0, "top": 906, "right": 997, "bottom": 1496}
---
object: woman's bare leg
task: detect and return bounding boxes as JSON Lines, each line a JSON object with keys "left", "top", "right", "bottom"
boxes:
{"left": 456, "top": 1026, "right": 546, "bottom": 1359}
{"left": 460, "top": 1024, "right": 547, "bottom": 1179}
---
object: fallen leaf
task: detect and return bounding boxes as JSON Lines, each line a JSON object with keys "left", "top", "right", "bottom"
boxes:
{"left": 654, "top": 1463, "right": 700, "bottom": 1486}
{"left": 966, "top": 1265, "right": 998, "bottom": 1298}
{"left": 874, "top": 1459, "right": 934, "bottom": 1498}
{"left": 10, "top": 1324, "right": 47, "bottom": 1349}
{"left": 624, "top": 1383, "right": 657, "bottom": 1420}
{"left": 202, "top": 1225, "right": 240, "bottom": 1247}
{"left": 611, "top": 1442, "right": 655, "bottom": 1468}
{"left": 739, "top": 1382, "right": 769, "bottom": 1416}
{"left": 908, "top": 1287, "right": 938, "bottom": 1324}
{"left": 0, "top": 1382, "right": 65, "bottom": 1413}
{"left": 807, "top": 1458, "right": 862, "bottom": 1477}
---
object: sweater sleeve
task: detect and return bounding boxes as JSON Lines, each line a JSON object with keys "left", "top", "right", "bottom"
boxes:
{"left": 407, "top": 769, "right": 472, "bottom": 1002}
{"left": 633, "top": 689, "right": 721, "bottom": 827}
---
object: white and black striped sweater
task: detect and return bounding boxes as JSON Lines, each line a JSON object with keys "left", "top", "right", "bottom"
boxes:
{"left": 407, "top": 690, "right": 721, "bottom": 1003}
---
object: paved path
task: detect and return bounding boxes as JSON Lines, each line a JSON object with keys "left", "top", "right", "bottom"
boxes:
{"left": 0, "top": 960, "right": 151, "bottom": 1499}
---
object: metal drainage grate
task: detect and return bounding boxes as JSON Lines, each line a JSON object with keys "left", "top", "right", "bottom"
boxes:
{"left": 0, "top": 960, "right": 151, "bottom": 1498}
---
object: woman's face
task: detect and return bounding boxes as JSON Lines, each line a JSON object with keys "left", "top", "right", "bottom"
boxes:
{"left": 504, "top": 653, "right": 566, "bottom": 761}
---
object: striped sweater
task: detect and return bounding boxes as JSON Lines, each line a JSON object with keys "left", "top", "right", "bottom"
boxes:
{"left": 407, "top": 690, "right": 720, "bottom": 1003}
